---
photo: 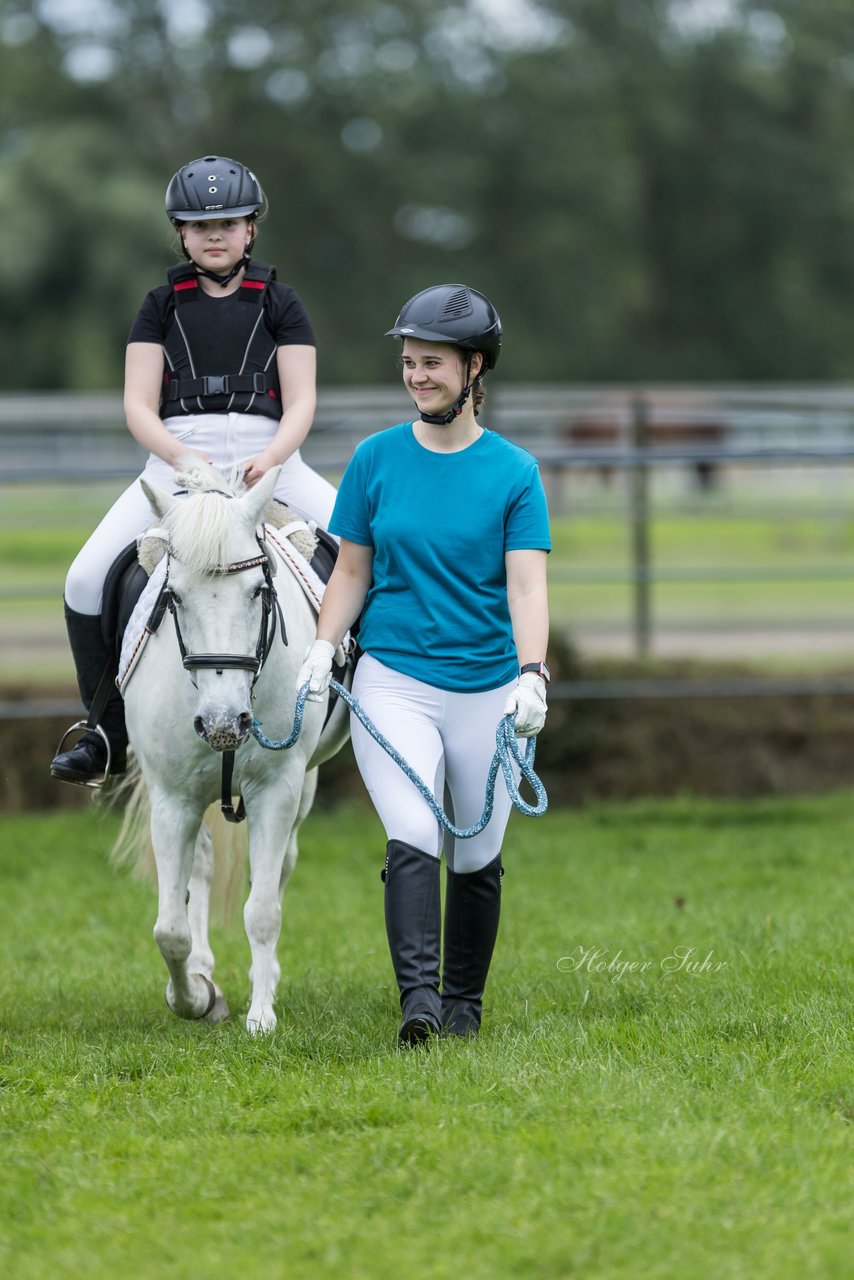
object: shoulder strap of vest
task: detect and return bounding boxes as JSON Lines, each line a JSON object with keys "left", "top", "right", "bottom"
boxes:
{"left": 238, "top": 259, "right": 276, "bottom": 305}
{"left": 165, "top": 259, "right": 276, "bottom": 306}
{"left": 166, "top": 261, "right": 201, "bottom": 306}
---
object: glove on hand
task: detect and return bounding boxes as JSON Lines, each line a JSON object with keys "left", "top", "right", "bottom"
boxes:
{"left": 503, "top": 672, "right": 548, "bottom": 737}
{"left": 296, "top": 639, "right": 335, "bottom": 702}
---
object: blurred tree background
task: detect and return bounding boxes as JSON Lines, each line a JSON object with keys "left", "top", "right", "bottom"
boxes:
{"left": 3, "top": 0, "right": 854, "bottom": 390}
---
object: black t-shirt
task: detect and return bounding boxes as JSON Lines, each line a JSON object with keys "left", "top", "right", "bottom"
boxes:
{"left": 127, "top": 279, "right": 316, "bottom": 349}
{"left": 127, "top": 274, "right": 316, "bottom": 420}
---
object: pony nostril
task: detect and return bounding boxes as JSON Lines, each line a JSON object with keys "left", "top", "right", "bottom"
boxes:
{"left": 238, "top": 711, "right": 253, "bottom": 735}
{"left": 194, "top": 716, "right": 207, "bottom": 739}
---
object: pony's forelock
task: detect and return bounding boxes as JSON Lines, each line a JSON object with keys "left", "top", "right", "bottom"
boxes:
{"left": 165, "top": 460, "right": 246, "bottom": 573}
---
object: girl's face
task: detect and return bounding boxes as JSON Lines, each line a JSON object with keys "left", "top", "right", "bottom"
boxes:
{"left": 180, "top": 217, "right": 253, "bottom": 274}
{"left": 401, "top": 339, "right": 482, "bottom": 417}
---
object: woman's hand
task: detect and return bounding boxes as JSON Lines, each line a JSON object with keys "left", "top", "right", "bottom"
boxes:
{"left": 296, "top": 639, "right": 336, "bottom": 701}
{"left": 503, "top": 672, "right": 548, "bottom": 737}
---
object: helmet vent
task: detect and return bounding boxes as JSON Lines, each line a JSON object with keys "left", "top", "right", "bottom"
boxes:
{"left": 439, "top": 288, "right": 473, "bottom": 321}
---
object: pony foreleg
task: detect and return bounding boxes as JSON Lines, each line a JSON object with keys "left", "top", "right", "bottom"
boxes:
{"left": 243, "top": 796, "right": 303, "bottom": 1034}
{"left": 150, "top": 794, "right": 216, "bottom": 1021}
{"left": 187, "top": 819, "right": 230, "bottom": 1023}
{"left": 242, "top": 769, "right": 319, "bottom": 1034}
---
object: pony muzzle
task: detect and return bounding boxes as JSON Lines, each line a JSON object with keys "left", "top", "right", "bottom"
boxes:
{"left": 194, "top": 710, "right": 254, "bottom": 751}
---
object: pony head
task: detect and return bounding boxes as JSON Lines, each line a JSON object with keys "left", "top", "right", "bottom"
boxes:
{"left": 139, "top": 458, "right": 281, "bottom": 573}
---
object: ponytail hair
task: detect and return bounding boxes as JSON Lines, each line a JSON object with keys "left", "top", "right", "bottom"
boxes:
{"left": 472, "top": 374, "right": 487, "bottom": 417}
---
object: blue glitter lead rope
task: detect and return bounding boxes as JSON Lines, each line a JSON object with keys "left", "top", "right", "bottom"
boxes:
{"left": 251, "top": 678, "right": 548, "bottom": 838}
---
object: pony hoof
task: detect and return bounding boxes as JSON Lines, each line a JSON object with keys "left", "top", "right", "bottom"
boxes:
{"left": 197, "top": 973, "right": 217, "bottom": 1018}
{"left": 246, "top": 1013, "right": 277, "bottom": 1035}
{"left": 205, "top": 987, "right": 231, "bottom": 1024}
{"left": 165, "top": 974, "right": 217, "bottom": 1020}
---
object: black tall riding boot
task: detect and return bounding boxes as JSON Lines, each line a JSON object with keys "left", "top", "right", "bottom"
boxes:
{"left": 382, "top": 839, "right": 442, "bottom": 1046}
{"left": 441, "top": 854, "right": 503, "bottom": 1038}
{"left": 50, "top": 602, "right": 128, "bottom": 785}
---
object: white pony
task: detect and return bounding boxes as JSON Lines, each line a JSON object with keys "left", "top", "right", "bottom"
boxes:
{"left": 120, "top": 459, "right": 348, "bottom": 1033}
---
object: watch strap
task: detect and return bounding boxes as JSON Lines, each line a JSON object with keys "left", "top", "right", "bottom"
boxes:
{"left": 520, "top": 661, "right": 550, "bottom": 683}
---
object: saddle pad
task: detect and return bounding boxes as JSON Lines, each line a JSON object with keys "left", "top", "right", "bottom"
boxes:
{"left": 118, "top": 520, "right": 332, "bottom": 694}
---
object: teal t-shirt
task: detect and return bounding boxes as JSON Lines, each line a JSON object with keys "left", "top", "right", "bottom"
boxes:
{"left": 329, "top": 422, "right": 551, "bottom": 692}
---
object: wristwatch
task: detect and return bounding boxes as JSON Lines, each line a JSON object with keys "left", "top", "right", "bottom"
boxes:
{"left": 520, "top": 661, "right": 550, "bottom": 683}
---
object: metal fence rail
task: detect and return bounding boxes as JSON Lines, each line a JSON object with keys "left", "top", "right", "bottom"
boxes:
{"left": 5, "top": 387, "right": 854, "bottom": 706}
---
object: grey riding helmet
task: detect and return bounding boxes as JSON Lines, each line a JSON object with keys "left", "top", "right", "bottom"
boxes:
{"left": 165, "top": 156, "right": 265, "bottom": 224}
{"left": 385, "top": 284, "right": 502, "bottom": 369}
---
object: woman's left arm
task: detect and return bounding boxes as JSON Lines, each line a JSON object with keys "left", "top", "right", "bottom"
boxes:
{"left": 505, "top": 549, "right": 550, "bottom": 736}
{"left": 242, "top": 344, "right": 317, "bottom": 486}
{"left": 506, "top": 548, "right": 550, "bottom": 668}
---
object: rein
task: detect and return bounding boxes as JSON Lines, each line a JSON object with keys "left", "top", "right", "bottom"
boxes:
{"left": 252, "top": 680, "right": 548, "bottom": 835}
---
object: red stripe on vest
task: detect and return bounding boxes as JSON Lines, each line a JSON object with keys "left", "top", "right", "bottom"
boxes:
{"left": 241, "top": 280, "right": 266, "bottom": 290}
{"left": 173, "top": 280, "right": 199, "bottom": 292}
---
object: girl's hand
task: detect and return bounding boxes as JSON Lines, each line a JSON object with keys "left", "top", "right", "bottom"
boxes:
{"left": 242, "top": 450, "right": 278, "bottom": 488}
{"left": 165, "top": 444, "right": 213, "bottom": 468}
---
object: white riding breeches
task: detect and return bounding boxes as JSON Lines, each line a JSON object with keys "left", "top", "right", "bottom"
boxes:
{"left": 350, "top": 654, "right": 520, "bottom": 874}
{"left": 65, "top": 413, "right": 339, "bottom": 615}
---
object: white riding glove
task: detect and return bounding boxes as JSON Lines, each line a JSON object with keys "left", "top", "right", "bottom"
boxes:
{"left": 503, "top": 672, "right": 548, "bottom": 737}
{"left": 296, "top": 639, "right": 335, "bottom": 703}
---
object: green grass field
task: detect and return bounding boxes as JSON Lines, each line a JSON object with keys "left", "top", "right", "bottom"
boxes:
{"left": 2, "top": 798, "right": 852, "bottom": 1279}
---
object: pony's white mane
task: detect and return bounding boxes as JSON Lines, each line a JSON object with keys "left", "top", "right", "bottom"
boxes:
{"left": 165, "top": 460, "right": 249, "bottom": 574}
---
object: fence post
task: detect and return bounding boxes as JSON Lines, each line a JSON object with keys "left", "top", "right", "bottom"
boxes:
{"left": 629, "top": 392, "right": 651, "bottom": 659}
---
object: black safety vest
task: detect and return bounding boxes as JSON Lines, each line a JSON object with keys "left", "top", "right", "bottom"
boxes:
{"left": 160, "top": 260, "right": 281, "bottom": 420}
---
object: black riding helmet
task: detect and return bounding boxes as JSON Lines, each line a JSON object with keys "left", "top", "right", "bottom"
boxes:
{"left": 166, "top": 156, "right": 265, "bottom": 286}
{"left": 165, "top": 156, "right": 265, "bottom": 224}
{"left": 385, "top": 283, "right": 502, "bottom": 369}
{"left": 386, "top": 284, "right": 502, "bottom": 424}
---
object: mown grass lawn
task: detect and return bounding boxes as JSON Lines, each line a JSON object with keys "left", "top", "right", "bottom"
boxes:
{"left": 1, "top": 797, "right": 852, "bottom": 1279}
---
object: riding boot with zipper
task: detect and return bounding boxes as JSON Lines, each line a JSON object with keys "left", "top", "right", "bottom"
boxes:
{"left": 441, "top": 853, "right": 503, "bottom": 1038}
{"left": 382, "top": 839, "right": 442, "bottom": 1046}
{"left": 50, "top": 603, "right": 128, "bottom": 785}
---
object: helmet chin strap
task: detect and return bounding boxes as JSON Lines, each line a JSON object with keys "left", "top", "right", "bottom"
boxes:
{"left": 195, "top": 251, "right": 252, "bottom": 288}
{"left": 417, "top": 355, "right": 474, "bottom": 426}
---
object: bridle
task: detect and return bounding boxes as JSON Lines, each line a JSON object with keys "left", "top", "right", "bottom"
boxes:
{"left": 149, "top": 533, "right": 287, "bottom": 825}
{"left": 162, "top": 536, "right": 286, "bottom": 688}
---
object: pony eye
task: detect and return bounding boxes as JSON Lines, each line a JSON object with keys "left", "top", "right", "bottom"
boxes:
{"left": 252, "top": 584, "right": 263, "bottom": 599}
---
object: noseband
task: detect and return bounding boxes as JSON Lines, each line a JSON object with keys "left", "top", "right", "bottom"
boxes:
{"left": 163, "top": 537, "right": 287, "bottom": 688}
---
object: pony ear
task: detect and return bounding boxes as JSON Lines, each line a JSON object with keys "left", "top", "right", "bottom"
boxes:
{"left": 138, "top": 526, "right": 169, "bottom": 576}
{"left": 239, "top": 466, "right": 282, "bottom": 528}
{"left": 141, "top": 477, "right": 180, "bottom": 521}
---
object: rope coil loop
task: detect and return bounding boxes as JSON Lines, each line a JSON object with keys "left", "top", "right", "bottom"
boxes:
{"left": 251, "top": 679, "right": 548, "bottom": 837}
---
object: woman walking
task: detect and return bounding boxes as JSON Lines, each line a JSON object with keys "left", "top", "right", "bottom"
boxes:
{"left": 298, "top": 283, "right": 551, "bottom": 1045}
{"left": 51, "top": 155, "right": 337, "bottom": 785}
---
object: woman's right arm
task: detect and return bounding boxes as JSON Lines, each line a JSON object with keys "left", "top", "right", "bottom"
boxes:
{"left": 316, "top": 539, "right": 374, "bottom": 645}
{"left": 297, "top": 538, "right": 373, "bottom": 698}
{"left": 124, "top": 342, "right": 211, "bottom": 466}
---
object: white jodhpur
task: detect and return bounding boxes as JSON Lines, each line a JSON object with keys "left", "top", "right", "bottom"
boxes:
{"left": 349, "top": 654, "right": 519, "bottom": 874}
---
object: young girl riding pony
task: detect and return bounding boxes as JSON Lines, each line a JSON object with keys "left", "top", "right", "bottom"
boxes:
{"left": 51, "top": 156, "right": 336, "bottom": 785}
